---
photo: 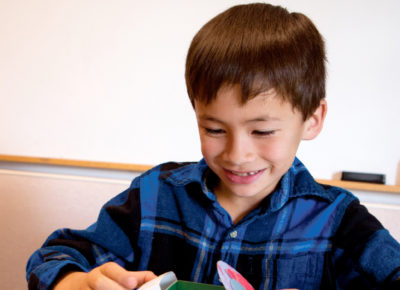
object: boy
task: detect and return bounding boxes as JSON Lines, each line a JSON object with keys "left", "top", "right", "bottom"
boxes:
{"left": 27, "top": 3, "right": 400, "bottom": 289}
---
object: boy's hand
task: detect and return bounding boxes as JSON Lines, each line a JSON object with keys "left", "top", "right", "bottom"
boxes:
{"left": 54, "top": 262, "right": 157, "bottom": 289}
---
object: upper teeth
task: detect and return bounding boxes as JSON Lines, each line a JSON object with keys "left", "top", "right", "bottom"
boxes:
{"left": 233, "top": 170, "right": 259, "bottom": 176}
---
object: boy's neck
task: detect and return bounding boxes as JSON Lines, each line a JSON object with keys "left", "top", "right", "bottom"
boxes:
{"left": 214, "top": 183, "right": 268, "bottom": 225}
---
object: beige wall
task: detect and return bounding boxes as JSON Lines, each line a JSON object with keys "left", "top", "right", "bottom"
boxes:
{"left": 0, "top": 169, "right": 129, "bottom": 290}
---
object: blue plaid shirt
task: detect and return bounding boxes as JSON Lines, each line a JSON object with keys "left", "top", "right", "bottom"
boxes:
{"left": 27, "top": 158, "right": 400, "bottom": 289}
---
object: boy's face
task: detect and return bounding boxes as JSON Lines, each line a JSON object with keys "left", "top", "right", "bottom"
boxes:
{"left": 195, "top": 85, "right": 325, "bottom": 207}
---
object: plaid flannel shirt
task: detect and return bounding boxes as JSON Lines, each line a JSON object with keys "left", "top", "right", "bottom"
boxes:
{"left": 27, "top": 158, "right": 400, "bottom": 289}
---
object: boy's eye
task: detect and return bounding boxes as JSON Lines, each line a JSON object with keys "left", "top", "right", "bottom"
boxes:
{"left": 252, "top": 130, "right": 275, "bottom": 136}
{"left": 204, "top": 128, "right": 225, "bottom": 135}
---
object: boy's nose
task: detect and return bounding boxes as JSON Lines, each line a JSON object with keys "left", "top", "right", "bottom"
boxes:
{"left": 223, "top": 135, "right": 254, "bottom": 165}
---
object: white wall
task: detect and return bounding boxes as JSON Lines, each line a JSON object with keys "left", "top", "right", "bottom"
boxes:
{"left": 1, "top": 0, "right": 399, "bottom": 184}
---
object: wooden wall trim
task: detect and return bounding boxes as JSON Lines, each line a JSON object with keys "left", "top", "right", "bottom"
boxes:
{"left": 0, "top": 154, "right": 153, "bottom": 172}
{"left": 1, "top": 154, "right": 399, "bottom": 193}
{"left": 316, "top": 179, "right": 400, "bottom": 194}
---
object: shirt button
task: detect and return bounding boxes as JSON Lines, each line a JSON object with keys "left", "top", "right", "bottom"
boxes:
{"left": 230, "top": 230, "right": 238, "bottom": 238}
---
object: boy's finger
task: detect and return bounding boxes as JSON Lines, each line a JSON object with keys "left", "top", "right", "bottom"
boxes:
{"left": 99, "top": 262, "right": 157, "bottom": 289}
{"left": 87, "top": 273, "right": 127, "bottom": 290}
{"left": 98, "top": 262, "right": 136, "bottom": 288}
{"left": 126, "top": 271, "right": 158, "bottom": 288}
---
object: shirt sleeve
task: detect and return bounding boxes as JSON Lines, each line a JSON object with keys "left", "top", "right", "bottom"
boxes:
{"left": 26, "top": 184, "right": 142, "bottom": 290}
{"left": 332, "top": 199, "right": 400, "bottom": 288}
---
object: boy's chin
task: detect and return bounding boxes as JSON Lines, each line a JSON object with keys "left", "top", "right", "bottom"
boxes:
{"left": 218, "top": 179, "right": 275, "bottom": 199}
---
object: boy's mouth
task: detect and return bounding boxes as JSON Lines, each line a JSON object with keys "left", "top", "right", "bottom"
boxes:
{"left": 223, "top": 168, "right": 265, "bottom": 184}
{"left": 229, "top": 169, "right": 263, "bottom": 176}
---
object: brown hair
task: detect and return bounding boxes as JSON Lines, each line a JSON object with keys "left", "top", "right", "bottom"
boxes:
{"left": 185, "top": 3, "right": 326, "bottom": 120}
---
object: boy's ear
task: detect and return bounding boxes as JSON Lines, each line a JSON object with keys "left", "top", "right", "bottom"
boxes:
{"left": 302, "top": 99, "right": 327, "bottom": 140}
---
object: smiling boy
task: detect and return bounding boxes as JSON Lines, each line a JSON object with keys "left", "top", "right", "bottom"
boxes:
{"left": 27, "top": 3, "right": 400, "bottom": 290}
{"left": 195, "top": 86, "right": 326, "bottom": 224}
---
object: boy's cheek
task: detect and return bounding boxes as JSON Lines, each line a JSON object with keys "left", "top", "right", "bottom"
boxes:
{"left": 257, "top": 142, "right": 285, "bottom": 159}
{"left": 200, "top": 138, "right": 224, "bottom": 155}
{"left": 259, "top": 135, "right": 300, "bottom": 158}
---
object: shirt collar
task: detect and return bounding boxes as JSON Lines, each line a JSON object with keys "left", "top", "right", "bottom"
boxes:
{"left": 269, "top": 158, "right": 334, "bottom": 211}
{"left": 162, "top": 159, "right": 216, "bottom": 202}
{"left": 163, "top": 159, "right": 208, "bottom": 186}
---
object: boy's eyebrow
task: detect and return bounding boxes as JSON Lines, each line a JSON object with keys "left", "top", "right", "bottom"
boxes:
{"left": 198, "top": 114, "right": 281, "bottom": 123}
{"left": 245, "top": 116, "right": 281, "bottom": 123}
{"left": 197, "top": 115, "right": 223, "bottom": 123}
